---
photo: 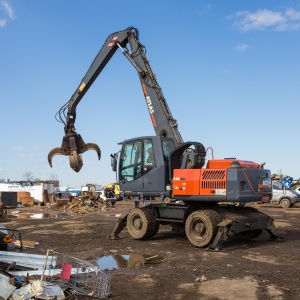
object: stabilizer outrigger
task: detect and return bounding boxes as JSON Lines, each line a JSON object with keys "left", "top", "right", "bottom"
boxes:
{"left": 107, "top": 204, "right": 284, "bottom": 251}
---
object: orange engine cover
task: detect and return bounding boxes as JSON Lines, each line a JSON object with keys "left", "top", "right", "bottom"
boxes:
{"left": 206, "top": 159, "right": 261, "bottom": 169}
{"left": 172, "top": 168, "right": 227, "bottom": 196}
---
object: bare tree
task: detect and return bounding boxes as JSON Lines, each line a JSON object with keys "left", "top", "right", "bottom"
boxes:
{"left": 50, "top": 173, "right": 58, "bottom": 180}
{"left": 23, "top": 171, "right": 34, "bottom": 181}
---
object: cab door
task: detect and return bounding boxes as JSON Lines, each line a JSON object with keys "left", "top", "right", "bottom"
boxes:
{"left": 118, "top": 139, "right": 143, "bottom": 193}
{"left": 118, "top": 136, "right": 172, "bottom": 197}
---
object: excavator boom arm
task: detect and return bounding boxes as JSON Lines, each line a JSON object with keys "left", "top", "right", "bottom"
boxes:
{"left": 49, "top": 26, "right": 183, "bottom": 172}
{"left": 66, "top": 28, "right": 132, "bottom": 126}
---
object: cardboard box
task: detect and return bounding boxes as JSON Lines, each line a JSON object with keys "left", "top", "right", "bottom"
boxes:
{"left": 19, "top": 197, "right": 34, "bottom": 206}
{"left": 17, "top": 192, "right": 30, "bottom": 201}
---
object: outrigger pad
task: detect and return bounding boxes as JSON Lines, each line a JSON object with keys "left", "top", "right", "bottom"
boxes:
{"left": 266, "top": 222, "right": 284, "bottom": 242}
{"left": 206, "top": 223, "right": 231, "bottom": 251}
{"left": 107, "top": 213, "right": 129, "bottom": 239}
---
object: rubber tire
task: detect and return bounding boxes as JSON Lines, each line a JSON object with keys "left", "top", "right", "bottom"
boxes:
{"left": 185, "top": 210, "right": 221, "bottom": 248}
{"left": 144, "top": 207, "right": 160, "bottom": 238}
{"left": 149, "top": 220, "right": 160, "bottom": 238}
{"left": 280, "top": 198, "right": 291, "bottom": 208}
{"left": 235, "top": 229, "right": 263, "bottom": 240}
{"left": 127, "top": 208, "right": 159, "bottom": 240}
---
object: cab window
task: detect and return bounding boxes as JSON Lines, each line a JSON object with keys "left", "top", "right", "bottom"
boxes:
{"left": 273, "top": 182, "right": 282, "bottom": 190}
{"left": 162, "top": 139, "right": 175, "bottom": 160}
{"left": 143, "top": 139, "right": 155, "bottom": 172}
{"left": 119, "top": 141, "right": 142, "bottom": 182}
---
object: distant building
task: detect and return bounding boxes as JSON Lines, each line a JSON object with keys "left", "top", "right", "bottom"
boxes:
{"left": 0, "top": 181, "right": 55, "bottom": 204}
{"left": 81, "top": 183, "right": 102, "bottom": 193}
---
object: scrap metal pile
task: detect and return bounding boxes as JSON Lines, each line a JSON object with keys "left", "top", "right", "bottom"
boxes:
{"left": 0, "top": 249, "right": 111, "bottom": 299}
{"left": 0, "top": 214, "right": 111, "bottom": 299}
{"left": 271, "top": 174, "right": 300, "bottom": 193}
{"left": 54, "top": 191, "right": 115, "bottom": 214}
{"left": 0, "top": 193, "right": 113, "bottom": 299}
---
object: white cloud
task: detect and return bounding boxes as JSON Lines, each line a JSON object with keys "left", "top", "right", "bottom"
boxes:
{"left": 11, "top": 146, "right": 24, "bottom": 151}
{"left": 286, "top": 8, "right": 300, "bottom": 20}
{"left": 235, "top": 43, "right": 249, "bottom": 53}
{"left": 0, "top": 18, "right": 6, "bottom": 27}
{"left": 0, "top": 1, "right": 15, "bottom": 28}
{"left": 1, "top": 1, "right": 14, "bottom": 19}
{"left": 229, "top": 8, "right": 300, "bottom": 31}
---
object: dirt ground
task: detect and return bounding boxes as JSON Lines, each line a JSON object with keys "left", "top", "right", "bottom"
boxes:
{"left": 4, "top": 201, "right": 300, "bottom": 300}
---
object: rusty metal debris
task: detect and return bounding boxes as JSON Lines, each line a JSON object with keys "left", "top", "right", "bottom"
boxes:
{"left": 0, "top": 203, "right": 10, "bottom": 223}
{"left": 0, "top": 249, "right": 111, "bottom": 299}
{"left": 0, "top": 227, "right": 22, "bottom": 252}
{"left": 45, "top": 250, "right": 111, "bottom": 298}
{"left": 53, "top": 191, "right": 116, "bottom": 215}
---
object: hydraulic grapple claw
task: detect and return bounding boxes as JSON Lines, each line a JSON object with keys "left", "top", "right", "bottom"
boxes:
{"left": 48, "top": 133, "right": 101, "bottom": 172}
{"left": 69, "top": 150, "right": 83, "bottom": 172}
{"left": 48, "top": 147, "right": 67, "bottom": 168}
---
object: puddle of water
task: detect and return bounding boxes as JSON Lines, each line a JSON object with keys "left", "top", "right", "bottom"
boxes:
{"left": 97, "top": 253, "right": 164, "bottom": 270}
{"left": 15, "top": 212, "right": 71, "bottom": 219}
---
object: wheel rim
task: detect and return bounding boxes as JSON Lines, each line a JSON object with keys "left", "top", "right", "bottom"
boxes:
{"left": 191, "top": 219, "right": 207, "bottom": 240}
{"left": 133, "top": 217, "right": 142, "bottom": 230}
{"left": 185, "top": 210, "right": 220, "bottom": 247}
{"left": 127, "top": 208, "right": 159, "bottom": 240}
{"left": 130, "top": 214, "right": 143, "bottom": 233}
{"left": 281, "top": 199, "right": 290, "bottom": 208}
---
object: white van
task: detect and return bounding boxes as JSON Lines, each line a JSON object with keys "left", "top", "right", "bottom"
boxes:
{"left": 270, "top": 180, "right": 300, "bottom": 208}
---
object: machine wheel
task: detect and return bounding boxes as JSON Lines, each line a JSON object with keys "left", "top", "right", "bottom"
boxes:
{"left": 149, "top": 221, "right": 160, "bottom": 238}
{"left": 144, "top": 207, "right": 160, "bottom": 238}
{"left": 235, "top": 229, "right": 263, "bottom": 241}
{"left": 280, "top": 198, "right": 291, "bottom": 208}
{"left": 127, "top": 208, "right": 159, "bottom": 240}
{"left": 185, "top": 210, "right": 221, "bottom": 248}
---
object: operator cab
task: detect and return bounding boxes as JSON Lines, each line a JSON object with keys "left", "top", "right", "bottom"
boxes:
{"left": 111, "top": 136, "right": 175, "bottom": 199}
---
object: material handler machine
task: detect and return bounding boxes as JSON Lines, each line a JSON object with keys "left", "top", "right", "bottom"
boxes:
{"left": 48, "top": 27, "right": 281, "bottom": 249}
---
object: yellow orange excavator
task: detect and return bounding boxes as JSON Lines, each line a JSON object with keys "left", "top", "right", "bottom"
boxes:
{"left": 48, "top": 26, "right": 282, "bottom": 249}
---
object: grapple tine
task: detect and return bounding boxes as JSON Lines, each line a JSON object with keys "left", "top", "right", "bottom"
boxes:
{"left": 69, "top": 150, "right": 83, "bottom": 172}
{"left": 48, "top": 147, "right": 67, "bottom": 167}
{"left": 81, "top": 143, "right": 101, "bottom": 160}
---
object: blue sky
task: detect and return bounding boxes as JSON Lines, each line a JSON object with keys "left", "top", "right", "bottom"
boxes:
{"left": 1, "top": 1, "right": 300, "bottom": 188}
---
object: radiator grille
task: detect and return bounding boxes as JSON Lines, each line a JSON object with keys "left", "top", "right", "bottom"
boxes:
{"left": 201, "top": 170, "right": 226, "bottom": 189}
